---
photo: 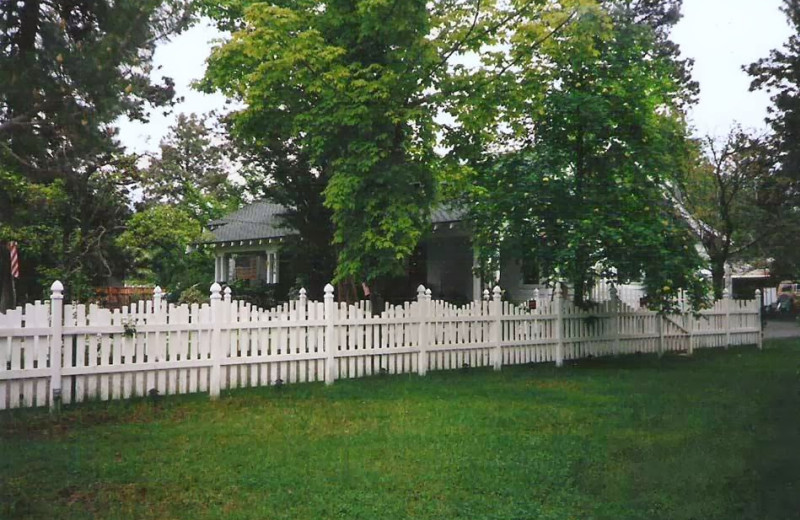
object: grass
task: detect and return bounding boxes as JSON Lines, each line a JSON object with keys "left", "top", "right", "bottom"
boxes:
{"left": 1, "top": 340, "right": 799, "bottom": 520}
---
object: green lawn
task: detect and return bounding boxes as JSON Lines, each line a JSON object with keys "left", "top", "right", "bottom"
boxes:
{"left": 2, "top": 341, "right": 799, "bottom": 520}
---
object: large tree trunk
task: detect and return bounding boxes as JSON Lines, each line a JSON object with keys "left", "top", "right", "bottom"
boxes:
{"left": 710, "top": 255, "right": 726, "bottom": 300}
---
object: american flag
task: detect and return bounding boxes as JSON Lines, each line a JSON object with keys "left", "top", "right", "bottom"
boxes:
{"left": 8, "top": 241, "right": 19, "bottom": 279}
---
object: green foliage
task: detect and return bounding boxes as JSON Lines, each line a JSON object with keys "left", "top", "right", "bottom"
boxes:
{"left": 227, "top": 279, "right": 278, "bottom": 309}
{"left": 177, "top": 285, "right": 208, "bottom": 305}
{"left": 0, "top": 1, "right": 191, "bottom": 307}
{"left": 117, "top": 205, "right": 213, "bottom": 294}
{"left": 119, "top": 113, "right": 242, "bottom": 294}
{"left": 677, "top": 129, "right": 775, "bottom": 298}
{"left": 453, "top": 0, "right": 708, "bottom": 310}
{"left": 747, "top": 0, "right": 800, "bottom": 279}
{"left": 748, "top": 0, "right": 800, "bottom": 187}
{"left": 0, "top": 164, "right": 133, "bottom": 303}
{"left": 200, "top": 0, "right": 570, "bottom": 287}
{"left": 136, "top": 113, "right": 242, "bottom": 222}
{"left": 234, "top": 141, "right": 336, "bottom": 298}
{"left": 0, "top": 1, "right": 191, "bottom": 176}
{"left": 200, "top": 0, "right": 445, "bottom": 285}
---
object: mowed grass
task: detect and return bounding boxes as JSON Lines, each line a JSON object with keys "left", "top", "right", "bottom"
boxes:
{"left": 2, "top": 341, "right": 799, "bottom": 520}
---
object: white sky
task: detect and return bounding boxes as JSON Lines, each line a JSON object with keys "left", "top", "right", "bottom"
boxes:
{"left": 117, "top": 0, "right": 794, "bottom": 155}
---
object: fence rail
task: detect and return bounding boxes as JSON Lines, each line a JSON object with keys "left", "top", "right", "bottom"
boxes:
{"left": 0, "top": 282, "right": 762, "bottom": 410}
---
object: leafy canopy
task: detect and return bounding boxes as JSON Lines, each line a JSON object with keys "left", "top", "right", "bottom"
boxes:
{"left": 120, "top": 114, "right": 241, "bottom": 293}
{"left": 454, "top": 0, "right": 707, "bottom": 309}
{"left": 0, "top": 0, "right": 191, "bottom": 305}
{"left": 200, "top": 0, "right": 568, "bottom": 286}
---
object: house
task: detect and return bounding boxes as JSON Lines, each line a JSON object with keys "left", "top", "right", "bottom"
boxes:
{"left": 205, "top": 202, "right": 549, "bottom": 303}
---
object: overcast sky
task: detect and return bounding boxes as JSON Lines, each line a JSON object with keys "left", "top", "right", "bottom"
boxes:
{"left": 117, "top": 0, "right": 794, "bottom": 155}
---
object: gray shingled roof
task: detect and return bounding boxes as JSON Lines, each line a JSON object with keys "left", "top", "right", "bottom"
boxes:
{"left": 207, "top": 201, "right": 466, "bottom": 244}
{"left": 431, "top": 205, "right": 466, "bottom": 224}
{"left": 207, "top": 202, "right": 296, "bottom": 243}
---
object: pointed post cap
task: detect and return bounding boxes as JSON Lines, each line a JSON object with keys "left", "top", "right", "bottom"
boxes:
{"left": 755, "top": 288, "right": 762, "bottom": 296}
{"left": 50, "top": 280, "right": 64, "bottom": 299}
{"left": 482, "top": 289, "right": 490, "bottom": 301}
{"left": 425, "top": 288, "right": 432, "bottom": 297}
{"left": 492, "top": 286, "right": 502, "bottom": 299}
{"left": 210, "top": 282, "right": 222, "bottom": 300}
{"left": 223, "top": 286, "right": 232, "bottom": 302}
{"left": 154, "top": 286, "right": 163, "bottom": 296}
{"left": 299, "top": 288, "right": 307, "bottom": 297}
{"left": 324, "top": 283, "right": 334, "bottom": 296}
{"left": 417, "top": 284, "right": 426, "bottom": 295}
{"left": 533, "top": 288, "right": 540, "bottom": 299}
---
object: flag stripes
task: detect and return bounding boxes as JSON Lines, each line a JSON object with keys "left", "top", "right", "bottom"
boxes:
{"left": 8, "top": 241, "right": 19, "bottom": 279}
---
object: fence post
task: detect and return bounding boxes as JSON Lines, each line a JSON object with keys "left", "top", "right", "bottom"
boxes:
{"left": 209, "top": 282, "right": 222, "bottom": 399}
{"left": 416, "top": 285, "right": 429, "bottom": 376}
{"left": 299, "top": 288, "right": 307, "bottom": 316}
{"left": 49, "top": 281, "right": 64, "bottom": 411}
{"left": 324, "top": 283, "right": 337, "bottom": 385}
{"left": 755, "top": 289, "right": 763, "bottom": 350}
{"left": 657, "top": 313, "right": 665, "bottom": 358}
{"left": 723, "top": 288, "right": 731, "bottom": 349}
{"left": 555, "top": 283, "right": 564, "bottom": 367}
{"left": 681, "top": 290, "right": 694, "bottom": 356}
{"left": 491, "top": 286, "right": 502, "bottom": 371}
{"left": 153, "top": 286, "right": 162, "bottom": 313}
{"left": 610, "top": 285, "right": 621, "bottom": 355}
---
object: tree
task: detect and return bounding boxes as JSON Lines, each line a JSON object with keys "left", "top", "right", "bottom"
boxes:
{"left": 456, "top": 0, "right": 708, "bottom": 310}
{"left": 0, "top": 166, "right": 67, "bottom": 305}
{"left": 116, "top": 205, "right": 213, "bottom": 292}
{"left": 236, "top": 140, "right": 336, "bottom": 299}
{"left": 748, "top": 0, "right": 800, "bottom": 188}
{"left": 137, "top": 113, "right": 241, "bottom": 221}
{"left": 121, "top": 113, "right": 242, "bottom": 292}
{"left": 747, "top": 0, "right": 800, "bottom": 279}
{"left": 0, "top": 1, "right": 192, "bottom": 307}
{"left": 199, "top": 0, "right": 575, "bottom": 293}
{"left": 676, "top": 129, "right": 775, "bottom": 298}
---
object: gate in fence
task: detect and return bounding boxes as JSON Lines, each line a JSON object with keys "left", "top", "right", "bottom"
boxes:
{"left": 0, "top": 281, "right": 762, "bottom": 410}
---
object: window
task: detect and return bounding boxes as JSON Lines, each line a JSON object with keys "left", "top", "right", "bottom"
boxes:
{"left": 521, "top": 260, "right": 540, "bottom": 285}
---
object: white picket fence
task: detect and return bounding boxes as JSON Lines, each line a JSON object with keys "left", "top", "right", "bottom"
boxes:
{"left": 0, "top": 281, "right": 762, "bottom": 410}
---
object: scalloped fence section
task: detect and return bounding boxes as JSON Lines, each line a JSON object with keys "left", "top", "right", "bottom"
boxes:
{"left": 0, "top": 283, "right": 762, "bottom": 410}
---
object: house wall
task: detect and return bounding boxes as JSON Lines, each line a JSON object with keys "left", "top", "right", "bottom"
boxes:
{"left": 426, "top": 235, "right": 476, "bottom": 303}
{"left": 499, "top": 257, "right": 547, "bottom": 303}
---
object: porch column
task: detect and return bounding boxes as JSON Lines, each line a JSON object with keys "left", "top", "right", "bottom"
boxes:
{"left": 227, "top": 255, "right": 235, "bottom": 283}
{"left": 214, "top": 253, "right": 223, "bottom": 283}
{"left": 472, "top": 248, "right": 482, "bottom": 302}
{"left": 265, "top": 251, "right": 280, "bottom": 284}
